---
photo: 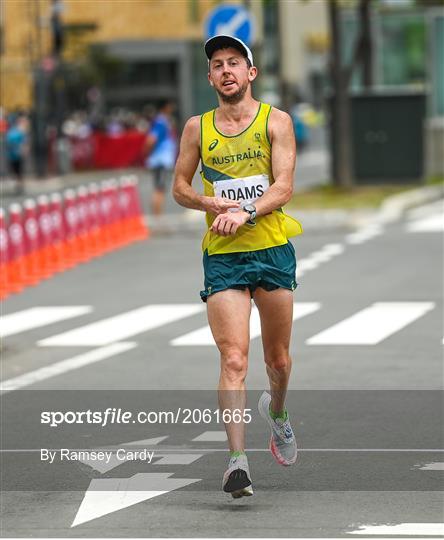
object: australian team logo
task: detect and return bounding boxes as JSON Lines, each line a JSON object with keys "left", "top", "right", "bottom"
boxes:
{"left": 254, "top": 132, "right": 261, "bottom": 141}
{"left": 208, "top": 139, "right": 219, "bottom": 151}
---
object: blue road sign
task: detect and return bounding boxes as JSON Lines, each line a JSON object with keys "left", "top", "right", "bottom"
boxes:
{"left": 205, "top": 4, "right": 254, "bottom": 46}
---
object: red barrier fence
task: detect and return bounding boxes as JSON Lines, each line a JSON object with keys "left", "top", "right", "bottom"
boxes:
{"left": 0, "top": 175, "right": 149, "bottom": 300}
{"left": 69, "top": 131, "right": 146, "bottom": 170}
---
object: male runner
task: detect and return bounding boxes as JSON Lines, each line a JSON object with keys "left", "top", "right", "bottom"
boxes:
{"left": 173, "top": 35, "right": 302, "bottom": 498}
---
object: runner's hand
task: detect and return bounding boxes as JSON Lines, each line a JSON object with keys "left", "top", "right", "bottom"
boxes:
{"left": 211, "top": 211, "right": 249, "bottom": 236}
{"left": 202, "top": 196, "right": 240, "bottom": 215}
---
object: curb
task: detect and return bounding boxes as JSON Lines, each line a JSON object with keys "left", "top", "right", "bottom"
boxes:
{"left": 6, "top": 174, "right": 441, "bottom": 235}
{"left": 144, "top": 212, "right": 206, "bottom": 235}
{"left": 143, "top": 184, "right": 444, "bottom": 236}
{"left": 5, "top": 172, "right": 442, "bottom": 234}
{"left": 377, "top": 184, "right": 444, "bottom": 224}
{"left": 288, "top": 184, "right": 444, "bottom": 231}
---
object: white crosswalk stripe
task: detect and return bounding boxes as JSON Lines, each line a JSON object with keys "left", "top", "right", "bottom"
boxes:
{"left": 415, "top": 462, "right": 444, "bottom": 470}
{"left": 306, "top": 302, "right": 435, "bottom": 345}
{"left": 170, "top": 302, "right": 321, "bottom": 346}
{"left": 346, "top": 224, "right": 384, "bottom": 245}
{"left": 349, "top": 523, "right": 444, "bottom": 536}
{"left": 1, "top": 306, "right": 92, "bottom": 338}
{"left": 37, "top": 304, "right": 204, "bottom": 347}
{"left": 192, "top": 431, "right": 227, "bottom": 442}
{"left": 154, "top": 454, "right": 203, "bottom": 465}
{"left": 1, "top": 302, "right": 439, "bottom": 354}
{"left": 0, "top": 342, "right": 137, "bottom": 393}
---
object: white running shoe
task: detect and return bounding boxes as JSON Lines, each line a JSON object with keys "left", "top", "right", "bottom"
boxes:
{"left": 222, "top": 453, "right": 253, "bottom": 498}
{"left": 258, "top": 391, "right": 297, "bottom": 466}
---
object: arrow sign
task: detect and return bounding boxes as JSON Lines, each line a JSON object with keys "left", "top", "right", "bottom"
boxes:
{"left": 71, "top": 473, "right": 201, "bottom": 527}
{"left": 205, "top": 4, "right": 255, "bottom": 46}
{"left": 77, "top": 436, "right": 169, "bottom": 473}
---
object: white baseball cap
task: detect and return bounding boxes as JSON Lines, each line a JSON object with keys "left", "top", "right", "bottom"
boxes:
{"left": 204, "top": 35, "right": 254, "bottom": 66}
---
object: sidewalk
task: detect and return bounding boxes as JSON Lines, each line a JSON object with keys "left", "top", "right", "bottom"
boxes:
{"left": 2, "top": 168, "right": 442, "bottom": 235}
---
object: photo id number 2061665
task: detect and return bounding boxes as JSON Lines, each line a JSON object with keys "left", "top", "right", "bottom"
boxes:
{"left": 183, "top": 408, "right": 252, "bottom": 424}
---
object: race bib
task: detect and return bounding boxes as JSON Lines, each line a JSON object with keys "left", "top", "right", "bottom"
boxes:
{"left": 213, "top": 174, "right": 270, "bottom": 208}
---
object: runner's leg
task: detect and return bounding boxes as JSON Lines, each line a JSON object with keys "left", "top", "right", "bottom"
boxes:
{"left": 151, "top": 167, "right": 167, "bottom": 216}
{"left": 253, "top": 287, "right": 293, "bottom": 414}
{"left": 207, "top": 288, "right": 251, "bottom": 452}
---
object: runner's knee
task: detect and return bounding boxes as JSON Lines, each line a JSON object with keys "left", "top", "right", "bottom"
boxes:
{"left": 221, "top": 350, "right": 248, "bottom": 383}
{"left": 265, "top": 352, "right": 291, "bottom": 373}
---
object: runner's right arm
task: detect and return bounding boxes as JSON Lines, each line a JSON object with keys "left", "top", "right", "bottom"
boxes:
{"left": 173, "top": 116, "right": 240, "bottom": 214}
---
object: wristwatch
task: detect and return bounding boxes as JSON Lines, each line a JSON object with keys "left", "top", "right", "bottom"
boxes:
{"left": 243, "top": 204, "right": 257, "bottom": 225}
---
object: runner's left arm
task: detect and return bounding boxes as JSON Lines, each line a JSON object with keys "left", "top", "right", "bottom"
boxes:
{"left": 253, "top": 108, "right": 296, "bottom": 217}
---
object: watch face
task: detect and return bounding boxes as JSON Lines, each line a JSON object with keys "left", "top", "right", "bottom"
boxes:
{"left": 244, "top": 204, "right": 255, "bottom": 213}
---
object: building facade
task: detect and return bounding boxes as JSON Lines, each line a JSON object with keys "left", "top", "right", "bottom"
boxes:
{"left": 1, "top": 0, "right": 329, "bottom": 120}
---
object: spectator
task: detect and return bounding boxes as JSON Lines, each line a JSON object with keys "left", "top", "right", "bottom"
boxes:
{"left": 145, "top": 100, "right": 177, "bottom": 216}
{"left": 6, "top": 114, "right": 29, "bottom": 194}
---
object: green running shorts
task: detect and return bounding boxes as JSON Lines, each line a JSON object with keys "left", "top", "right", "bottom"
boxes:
{"left": 200, "top": 242, "right": 297, "bottom": 302}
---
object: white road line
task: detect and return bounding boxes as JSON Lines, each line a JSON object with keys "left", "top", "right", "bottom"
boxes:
{"left": 415, "top": 462, "right": 444, "bottom": 470}
{"left": 0, "top": 342, "right": 137, "bottom": 393}
{"left": 407, "top": 213, "right": 444, "bottom": 232}
{"left": 124, "top": 436, "right": 169, "bottom": 447}
{"left": 78, "top": 437, "right": 170, "bottom": 473}
{"left": 192, "top": 431, "right": 227, "bottom": 442}
{"left": 2, "top": 448, "right": 444, "bottom": 453}
{"left": 306, "top": 302, "right": 435, "bottom": 345}
{"left": 170, "top": 302, "right": 320, "bottom": 346}
{"left": 297, "top": 258, "right": 320, "bottom": 273}
{"left": 1, "top": 306, "right": 92, "bottom": 338}
{"left": 346, "top": 225, "right": 384, "bottom": 245}
{"left": 78, "top": 452, "right": 126, "bottom": 475}
{"left": 171, "top": 306, "right": 260, "bottom": 347}
{"left": 348, "top": 523, "right": 444, "bottom": 536}
{"left": 155, "top": 454, "right": 203, "bottom": 465}
{"left": 310, "top": 243, "right": 345, "bottom": 263}
{"left": 38, "top": 304, "right": 204, "bottom": 347}
{"left": 297, "top": 244, "right": 344, "bottom": 277}
{"left": 321, "top": 243, "right": 346, "bottom": 256}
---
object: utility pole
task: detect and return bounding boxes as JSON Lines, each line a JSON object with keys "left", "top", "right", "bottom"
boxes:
{"left": 329, "top": 0, "right": 353, "bottom": 188}
{"left": 32, "top": 0, "right": 49, "bottom": 177}
{"left": 328, "top": 0, "right": 374, "bottom": 187}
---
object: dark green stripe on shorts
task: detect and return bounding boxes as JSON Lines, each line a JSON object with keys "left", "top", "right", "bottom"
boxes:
{"left": 200, "top": 242, "right": 297, "bottom": 302}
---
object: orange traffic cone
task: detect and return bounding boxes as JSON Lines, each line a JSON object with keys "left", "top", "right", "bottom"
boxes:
{"left": 0, "top": 208, "right": 11, "bottom": 300}
{"left": 97, "top": 181, "right": 114, "bottom": 253}
{"left": 22, "top": 199, "right": 45, "bottom": 283}
{"left": 63, "top": 189, "right": 84, "bottom": 265}
{"left": 49, "top": 192, "right": 72, "bottom": 271}
{"left": 86, "top": 183, "right": 103, "bottom": 257}
{"left": 117, "top": 176, "right": 133, "bottom": 245}
{"left": 36, "top": 195, "right": 58, "bottom": 278}
{"left": 7, "top": 203, "right": 28, "bottom": 292}
{"left": 125, "top": 175, "right": 149, "bottom": 241}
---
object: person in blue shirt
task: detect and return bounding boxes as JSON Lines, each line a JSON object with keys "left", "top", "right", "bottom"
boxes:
{"left": 6, "top": 115, "right": 28, "bottom": 195}
{"left": 145, "top": 100, "right": 178, "bottom": 216}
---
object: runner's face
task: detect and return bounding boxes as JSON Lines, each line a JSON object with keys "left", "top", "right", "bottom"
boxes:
{"left": 208, "top": 48, "right": 256, "bottom": 104}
